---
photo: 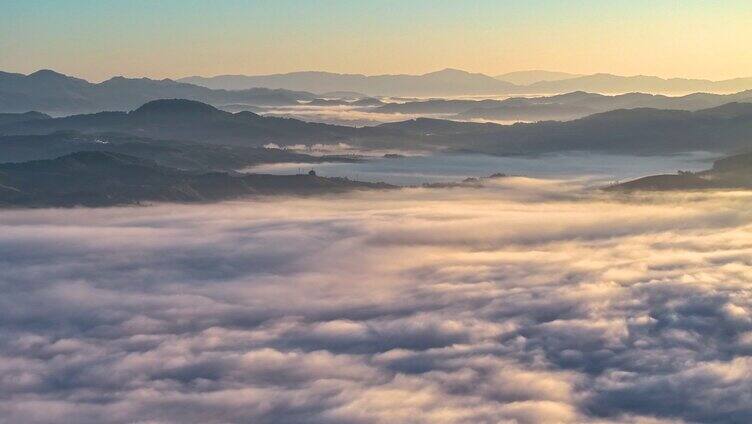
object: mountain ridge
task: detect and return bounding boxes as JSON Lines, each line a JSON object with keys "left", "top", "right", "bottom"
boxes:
{"left": 0, "top": 99, "right": 360, "bottom": 146}
{"left": 607, "top": 150, "right": 752, "bottom": 191}
{"left": 179, "top": 68, "right": 517, "bottom": 96}
{"left": 7, "top": 68, "right": 752, "bottom": 117}
{"left": 369, "top": 90, "right": 752, "bottom": 122}
{"left": 6, "top": 98, "right": 752, "bottom": 157}
{"left": 0, "top": 151, "right": 392, "bottom": 207}
{"left": 0, "top": 70, "right": 319, "bottom": 115}
{"left": 180, "top": 69, "right": 752, "bottom": 95}
{"left": 495, "top": 70, "right": 582, "bottom": 85}
{"left": 0, "top": 130, "right": 360, "bottom": 170}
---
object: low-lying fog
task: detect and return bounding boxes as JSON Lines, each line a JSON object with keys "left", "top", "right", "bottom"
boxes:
{"left": 2, "top": 179, "right": 752, "bottom": 423}
{"left": 246, "top": 151, "right": 717, "bottom": 186}
{"left": 220, "top": 102, "right": 524, "bottom": 126}
{"left": 232, "top": 105, "right": 428, "bottom": 126}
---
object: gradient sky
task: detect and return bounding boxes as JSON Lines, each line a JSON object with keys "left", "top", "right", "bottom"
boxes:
{"left": 2, "top": 0, "right": 751, "bottom": 81}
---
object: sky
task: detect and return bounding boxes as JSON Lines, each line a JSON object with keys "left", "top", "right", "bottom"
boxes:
{"left": 1, "top": 0, "right": 752, "bottom": 81}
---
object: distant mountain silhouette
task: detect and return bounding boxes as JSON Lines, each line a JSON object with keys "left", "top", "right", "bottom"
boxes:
{"left": 6, "top": 98, "right": 752, "bottom": 156}
{"left": 181, "top": 69, "right": 752, "bottom": 96}
{"left": 7, "top": 69, "right": 752, "bottom": 116}
{"left": 368, "top": 90, "right": 752, "bottom": 122}
{"left": 319, "top": 91, "right": 369, "bottom": 100}
{"left": 306, "top": 98, "right": 352, "bottom": 106}
{"left": 0, "top": 99, "right": 361, "bottom": 146}
{"left": 495, "top": 70, "right": 582, "bottom": 85}
{"left": 0, "top": 70, "right": 318, "bottom": 115}
{"left": 0, "top": 131, "right": 359, "bottom": 170}
{"left": 179, "top": 68, "right": 517, "bottom": 96}
{"left": 375, "top": 117, "right": 500, "bottom": 136}
{"left": 455, "top": 91, "right": 752, "bottom": 121}
{"left": 0, "top": 151, "right": 392, "bottom": 207}
{"left": 350, "top": 97, "right": 385, "bottom": 107}
{"left": 521, "top": 73, "right": 752, "bottom": 94}
{"left": 691, "top": 102, "right": 752, "bottom": 118}
{"left": 607, "top": 173, "right": 716, "bottom": 191}
{"left": 374, "top": 99, "right": 504, "bottom": 115}
{"left": 0, "top": 111, "right": 51, "bottom": 126}
{"left": 456, "top": 102, "right": 594, "bottom": 122}
{"left": 608, "top": 150, "right": 752, "bottom": 191}
{"left": 373, "top": 104, "right": 752, "bottom": 155}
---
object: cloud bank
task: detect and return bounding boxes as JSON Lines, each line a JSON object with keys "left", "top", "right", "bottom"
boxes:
{"left": 2, "top": 179, "right": 752, "bottom": 423}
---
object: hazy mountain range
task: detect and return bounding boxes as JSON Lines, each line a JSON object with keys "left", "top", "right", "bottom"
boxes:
{"left": 4, "top": 96, "right": 752, "bottom": 207}
{"left": 180, "top": 68, "right": 517, "bottom": 97}
{"left": 610, "top": 150, "right": 752, "bottom": 191}
{"left": 522, "top": 73, "right": 752, "bottom": 95}
{"left": 4, "top": 98, "right": 752, "bottom": 157}
{"left": 0, "top": 151, "right": 391, "bottom": 208}
{"left": 0, "top": 69, "right": 317, "bottom": 115}
{"left": 0, "top": 99, "right": 361, "bottom": 146}
{"left": 495, "top": 70, "right": 582, "bottom": 85}
{"left": 372, "top": 90, "right": 752, "bottom": 122}
{"left": 181, "top": 68, "right": 752, "bottom": 96}
{"left": 0, "top": 111, "right": 51, "bottom": 125}
{"left": 6, "top": 68, "right": 752, "bottom": 118}
{"left": 384, "top": 102, "right": 752, "bottom": 156}
{"left": 0, "top": 130, "right": 358, "bottom": 171}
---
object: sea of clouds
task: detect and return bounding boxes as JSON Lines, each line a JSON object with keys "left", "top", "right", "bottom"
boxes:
{"left": 221, "top": 103, "right": 522, "bottom": 127}
{"left": 2, "top": 179, "right": 752, "bottom": 423}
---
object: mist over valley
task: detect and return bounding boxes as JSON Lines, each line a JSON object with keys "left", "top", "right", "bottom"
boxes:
{"left": 3, "top": 2, "right": 752, "bottom": 422}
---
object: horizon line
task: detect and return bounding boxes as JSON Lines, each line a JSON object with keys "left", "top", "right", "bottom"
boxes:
{"left": 6, "top": 67, "right": 752, "bottom": 85}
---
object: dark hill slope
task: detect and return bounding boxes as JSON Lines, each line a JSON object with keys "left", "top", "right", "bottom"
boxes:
{"left": 0, "top": 131, "right": 359, "bottom": 170}
{"left": 381, "top": 105, "right": 752, "bottom": 155}
{"left": 0, "top": 70, "right": 316, "bottom": 114}
{"left": 0, "top": 151, "right": 392, "bottom": 207}
{"left": 0, "top": 99, "right": 360, "bottom": 146}
{"left": 5, "top": 99, "right": 752, "bottom": 156}
{"left": 0, "top": 111, "right": 51, "bottom": 126}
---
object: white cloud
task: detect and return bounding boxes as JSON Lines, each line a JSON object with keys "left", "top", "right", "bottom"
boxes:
{"left": 1, "top": 181, "right": 752, "bottom": 423}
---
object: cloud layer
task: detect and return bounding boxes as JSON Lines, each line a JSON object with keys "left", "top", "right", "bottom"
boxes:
{"left": 2, "top": 179, "right": 752, "bottom": 423}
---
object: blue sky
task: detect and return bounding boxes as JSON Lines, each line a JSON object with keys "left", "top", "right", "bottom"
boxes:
{"left": 2, "top": 0, "right": 751, "bottom": 80}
